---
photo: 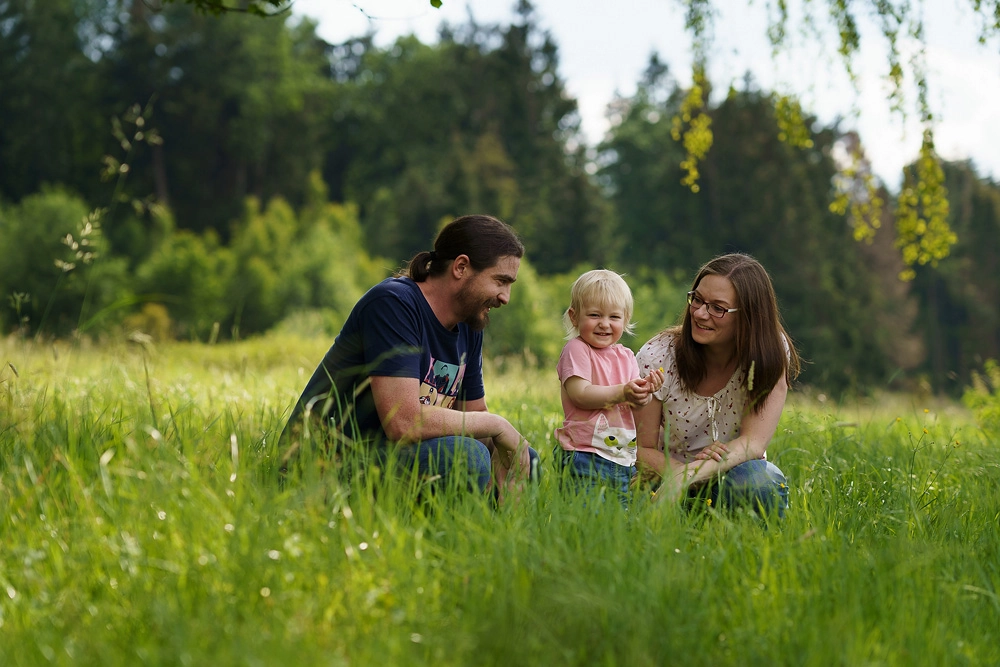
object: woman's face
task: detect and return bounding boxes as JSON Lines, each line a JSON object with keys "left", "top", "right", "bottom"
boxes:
{"left": 689, "top": 274, "right": 738, "bottom": 349}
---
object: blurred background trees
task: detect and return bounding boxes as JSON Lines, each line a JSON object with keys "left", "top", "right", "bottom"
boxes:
{"left": 1, "top": 1, "right": 998, "bottom": 397}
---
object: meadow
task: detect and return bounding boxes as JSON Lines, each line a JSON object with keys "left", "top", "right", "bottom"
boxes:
{"left": 1, "top": 334, "right": 998, "bottom": 666}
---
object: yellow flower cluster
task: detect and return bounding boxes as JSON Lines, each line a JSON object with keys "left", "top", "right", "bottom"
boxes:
{"left": 894, "top": 129, "right": 956, "bottom": 280}
{"left": 671, "top": 65, "right": 713, "bottom": 193}
{"left": 774, "top": 95, "right": 814, "bottom": 149}
{"left": 829, "top": 145, "right": 884, "bottom": 245}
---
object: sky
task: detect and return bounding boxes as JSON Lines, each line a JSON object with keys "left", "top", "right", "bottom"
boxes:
{"left": 292, "top": 0, "right": 1000, "bottom": 190}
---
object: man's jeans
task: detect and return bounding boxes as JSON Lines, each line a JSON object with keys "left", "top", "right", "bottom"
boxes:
{"left": 389, "top": 435, "right": 539, "bottom": 494}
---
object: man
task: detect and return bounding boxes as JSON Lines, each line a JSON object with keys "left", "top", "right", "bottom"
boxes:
{"left": 280, "top": 214, "right": 537, "bottom": 496}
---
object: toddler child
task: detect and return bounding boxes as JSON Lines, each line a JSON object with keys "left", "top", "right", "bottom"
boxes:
{"left": 554, "top": 269, "right": 664, "bottom": 501}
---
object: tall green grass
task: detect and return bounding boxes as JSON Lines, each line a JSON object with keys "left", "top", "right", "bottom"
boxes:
{"left": 1, "top": 335, "right": 998, "bottom": 665}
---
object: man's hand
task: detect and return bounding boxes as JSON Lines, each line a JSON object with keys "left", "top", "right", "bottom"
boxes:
{"left": 489, "top": 418, "right": 532, "bottom": 506}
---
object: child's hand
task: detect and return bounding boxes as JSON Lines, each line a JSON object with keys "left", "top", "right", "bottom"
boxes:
{"left": 623, "top": 367, "right": 664, "bottom": 408}
{"left": 622, "top": 379, "right": 651, "bottom": 407}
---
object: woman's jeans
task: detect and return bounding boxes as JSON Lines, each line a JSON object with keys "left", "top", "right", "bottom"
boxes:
{"left": 688, "top": 459, "right": 789, "bottom": 518}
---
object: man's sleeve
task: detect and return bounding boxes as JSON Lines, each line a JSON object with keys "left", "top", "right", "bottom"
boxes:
{"left": 461, "top": 331, "right": 486, "bottom": 402}
{"left": 359, "top": 294, "right": 423, "bottom": 378}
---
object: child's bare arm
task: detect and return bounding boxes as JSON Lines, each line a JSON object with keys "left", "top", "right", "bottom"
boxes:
{"left": 564, "top": 376, "right": 629, "bottom": 410}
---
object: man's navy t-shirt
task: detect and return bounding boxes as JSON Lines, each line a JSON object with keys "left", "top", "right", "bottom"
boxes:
{"left": 286, "top": 277, "right": 486, "bottom": 442}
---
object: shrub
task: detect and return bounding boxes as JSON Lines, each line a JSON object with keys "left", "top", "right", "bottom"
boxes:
{"left": 485, "top": 259, "right": 563, "bottom": 365}
{"left": 135, "top": 230, "right": 235, "bottom": 339}
{"left": 963, "top": 359, "right": 1000, "bottom": 437}
{"left": 0, "top": 187, "right": 131, "bottom": 335}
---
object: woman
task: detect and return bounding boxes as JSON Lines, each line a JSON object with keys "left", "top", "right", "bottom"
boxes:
{"left": 634, "top": 253, "right": 800, "bottom": 516}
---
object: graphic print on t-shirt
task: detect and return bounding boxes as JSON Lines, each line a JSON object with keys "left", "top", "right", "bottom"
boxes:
{"left": 589, "top": 412, "right": 637, "bottom": 466}
{"left": 419, "top": 358, "right": 466, "bottom": 407}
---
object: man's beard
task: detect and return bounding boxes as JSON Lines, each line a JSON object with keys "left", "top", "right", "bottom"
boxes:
{"left": 457, "top": 286, "right": 501, "bottom": 331}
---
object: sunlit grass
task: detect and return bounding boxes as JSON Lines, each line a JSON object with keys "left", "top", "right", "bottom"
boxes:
{"left": 1, "top": 334, "right": 998, "bottom": 665}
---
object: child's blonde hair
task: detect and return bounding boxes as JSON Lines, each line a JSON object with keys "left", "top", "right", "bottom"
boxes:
{"left": 563, "top": 269, "right": 636, "bottom": 339}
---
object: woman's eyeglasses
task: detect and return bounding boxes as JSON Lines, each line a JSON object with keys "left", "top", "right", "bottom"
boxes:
{"left": 687, "top": 291, "right": 738, "bottom": 319}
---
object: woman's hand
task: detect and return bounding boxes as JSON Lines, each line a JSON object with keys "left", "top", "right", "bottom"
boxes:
{"left": 646, "top": 367, "right": 665, "bottom": 393}
{"left": 652, "top": 461, "right": 691, "bottom": 503}
{"left": 694, "top": 441, "right": 729, "bottom": 462}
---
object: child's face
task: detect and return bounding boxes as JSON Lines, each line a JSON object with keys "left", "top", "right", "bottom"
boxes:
{"left": 569, "top": 300, "right": 626, "bottom": 349}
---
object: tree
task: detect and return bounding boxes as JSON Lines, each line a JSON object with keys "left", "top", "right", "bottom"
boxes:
{"left": 907, "top": 162, "right": 1000, "bottom": 394}
{"left": 323, "top": 7, "right": 616, "bottom": 272}
{"left": 601, "top": 72, "right": 918, "bottom": 392}
{"left": 158, "top": 0, "right": 291, "bottom": 16}
{"left": 664, "top": 0, "right": 1000, "bottom": 275}
{"left": 0, "top": 0, "right": 109, "bottom": 205}
{"left": 103, "top": 3, "right": 335, "bottom": 240}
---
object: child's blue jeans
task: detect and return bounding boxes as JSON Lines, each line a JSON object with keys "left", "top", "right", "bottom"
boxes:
{"left": 557, "top": 448, "right": 634, "bottom": 506}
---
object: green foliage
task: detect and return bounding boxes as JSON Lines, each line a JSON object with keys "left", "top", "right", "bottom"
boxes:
{"left": 0, "top": 0, "right": 109, "bottom": 205}
{"left": 228, "top": 189, "right": 389, "bottom": 337}
{"left": 665, "top": 0, "right": 980, "bottom": 277}
{"left": 135, "top": 230, "right": 236, "bottom": 339}
{"left": 104, "top": 4, "right": 334, "bottom": 239}
{"left": 670, "top": 64, "right": 713, "bottom": 192}
{"left": 895, "top": 132, "right": 956, "bottom": 279}
{"left": 604, "top": 80, "right": 909, "bottom": 393}
{"left": 906, "top": 160, "right": 1000, "bottom": 393}
{"left": 325, "top": 14, "right": 616, "bottom": 273}
{"left": 160, "top": 0, "right": 291, "bottom": 17}
{"left": 1, "top": 337, "right": 998, "bottom": 664}
{"left": 0, "top": 188, "right": 130, "bottom": 336}
{"left": 829, "top": 134, "right": 885, "bottom": 244}
{"left": 963, "top": 359, "right": 1000, "bottom": 437}
{"left": 773, "top": 95, "right": 815, "bottom": 149}
{"left": 229, "top": 197, "right": 299, "bottom": 335}
{"left": 484, "top": 259, "right": 563, "bottom": 365}
{"left": 130, "top": 174, "right": 387, "bottom": 340}
{"left": 627, "top": 268, "right": 687, "bottom": 352}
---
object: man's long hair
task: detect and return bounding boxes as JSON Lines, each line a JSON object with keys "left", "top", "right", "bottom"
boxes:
{"left": 405, "top": 215, "right": 524, "bottom": 281}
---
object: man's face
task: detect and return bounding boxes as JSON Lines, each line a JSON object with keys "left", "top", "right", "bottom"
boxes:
{"left": 456, "top": 255, "right": 521, "bottom": 331}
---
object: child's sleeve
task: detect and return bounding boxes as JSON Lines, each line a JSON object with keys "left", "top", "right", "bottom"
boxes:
{"left": 556, "top": 338, "right": 592, "bottom": 385}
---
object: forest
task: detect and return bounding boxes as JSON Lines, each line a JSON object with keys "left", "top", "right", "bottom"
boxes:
{"left": 1, "top": 0, "right": 999, "bottom": 396}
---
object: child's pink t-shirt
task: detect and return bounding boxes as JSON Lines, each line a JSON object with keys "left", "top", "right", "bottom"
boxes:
{"left": 554, "top": 336, "right": 641, "bottom": 467}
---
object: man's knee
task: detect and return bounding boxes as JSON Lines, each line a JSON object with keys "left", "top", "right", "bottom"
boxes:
{"left": 444, "top": 436, "right": 491, "bottom": 491}
{"left": 455, "top": 436, "right": 491, "bottom": 472}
